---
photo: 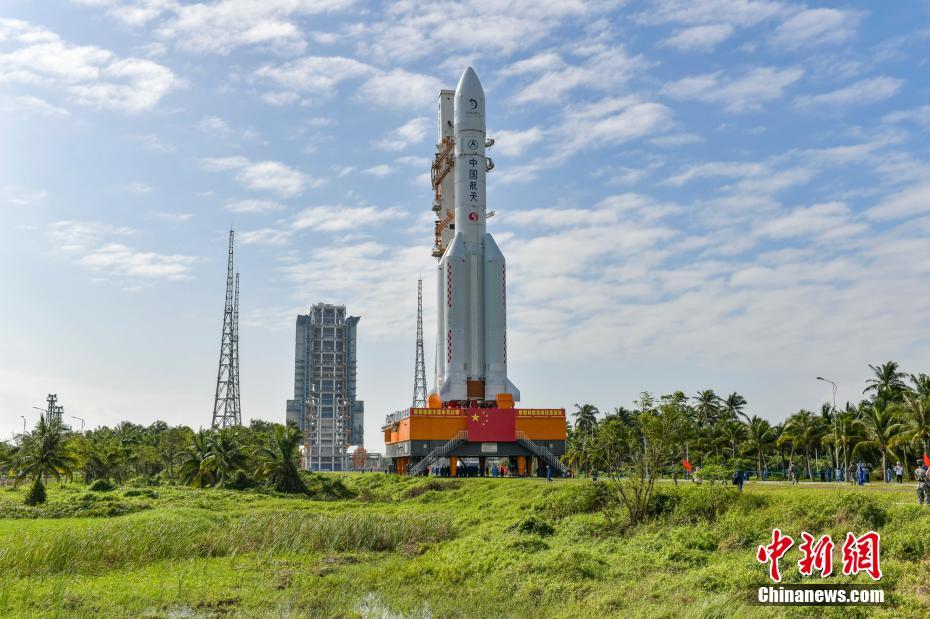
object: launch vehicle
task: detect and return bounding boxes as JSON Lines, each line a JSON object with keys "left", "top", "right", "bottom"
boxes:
{"left": 384, "top": 68, "right": 566, "bottom": 477}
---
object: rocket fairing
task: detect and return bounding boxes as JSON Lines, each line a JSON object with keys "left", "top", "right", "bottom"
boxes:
{"left": 433, "top": 67, "right": 519, "bottom": 404}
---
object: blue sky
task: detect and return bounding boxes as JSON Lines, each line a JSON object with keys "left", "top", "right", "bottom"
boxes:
{"left": 2, "top": 1, "right": 929, "bottom": 450}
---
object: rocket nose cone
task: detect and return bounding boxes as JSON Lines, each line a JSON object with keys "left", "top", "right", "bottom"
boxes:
{"left": 456, "top": 66, "right": 483, "bottom": 99}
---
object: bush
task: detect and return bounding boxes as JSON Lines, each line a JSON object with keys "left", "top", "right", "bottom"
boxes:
{"left": 123, "top": 489, "right": 158, "bottom": 498}
{"left": 300, "top": 473, "right": 355, "bottom": 500}
{"left": 224, "top": 471, "right": 256, "bottom": 491}
{"left": 88, "top": 479, "right": 115, "bottom": 492}
{"left": 24, "top": 478, "right": 46, "bottom": 506}
{"left": 507, "top": 516, "right": 555, "bottom": 537}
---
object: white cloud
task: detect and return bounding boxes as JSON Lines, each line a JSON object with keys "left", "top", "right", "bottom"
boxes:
{"left": 97, "top": 0, "right": 357, "bottom": 54}
{"left": 795, "top": 77, "right": 902, "bottom": 109}
{"left": 665, "top": 161, "right": 767, "bottom": 186}
{"left": 867, "top": 183, "right": 930, "bottom": 221}
{"left": 0, "top": 95, "right": 70, "bottom": 117}
{"left": 771, "top": 8, "right": 861, "bottom": 50}
{"left": 637, "top": 0, "right": 787, "bottom": 27}
{"left": 663, "top": 66, "right": 803, "bottom": 112}
{"left": 651, "top": 132, "right": 703, "bottom": 147}
{"left": 499, "top": 52, "right": 565, "bottom": 77}
{"left": 198, "top": 115, "right": 231, "bottom": 134}
{"left": 512, "top": 44, "right": 643, "bottom": 104}
{"left": 2, "top": 186, "right": 48, "bottom": 207}
{"left": 200, "top": 156, "right": 313, "bottom": 197}
{"left": 753, "top": 202, "right": 866, "bottom": 240}
{"left": 0, "top": 18, "right": 177, "bottom": 113}
{"left": 48, "top": 220, "right": 195, "bottom": 281}
{"left": 153, "top": 212, "right": 193, "bottom": 222}
{"left": 354, "top": 1, "right": 609, "bottom": 62}
{"left": 357, "top": 69, "right": 443, "bottom": 110}
{"left": 661, "top": 24, "right": 734, "bottom": 51}
{"left": 560, "top": 98, "right": 674, "bottom": 156}
{"left": 79, "top": 243, "right": 196, "bottom": 280}
{"left": 374, "top": 117, "right": 430, "bottom": 151}
{"left": 126, "top": 181, "right": 152, "bottom": 194}
{"left": 255, "top": 56, "right": 372, "bottom": 104}
{"left": 364, "top": 164, "right": 392, "bottom": 177}
{"left": 224, "top": 199, "right": 283, "bottom": 213}
{"left": 292, "top": 205, "right": 405, "bottom": 232}
{"left": 240, "top": 228, "right": 293, "bottom": 246}
{"left": 491, "top": 127, "right": 543, "bottom": 157}
{"left": 883, "top": 106, "right": 930, "bottom": 126}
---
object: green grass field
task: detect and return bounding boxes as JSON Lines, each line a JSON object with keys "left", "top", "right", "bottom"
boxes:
{"left": 1, "top": 476, "right": 928, "bottom": 618}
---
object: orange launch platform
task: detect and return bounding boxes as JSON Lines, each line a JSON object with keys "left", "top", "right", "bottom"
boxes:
{"left": 383, "top": 405, "right": 567, "bottom": 476}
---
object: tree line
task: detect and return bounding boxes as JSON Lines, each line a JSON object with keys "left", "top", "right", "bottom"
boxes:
{"left": 1, "top": 418, "right": 309, "bottom": 504}
{"left": 565, "top": 361, "right": 930, "bottom": 483}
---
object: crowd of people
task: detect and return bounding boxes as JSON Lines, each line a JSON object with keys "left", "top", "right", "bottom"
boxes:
{"left": 685, "top": 458, "right": 930, "bottom": 505}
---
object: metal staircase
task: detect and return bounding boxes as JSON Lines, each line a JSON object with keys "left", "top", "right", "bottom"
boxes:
{"left": 407, "top": 430, "right": 468, "bottom": 476}
{"left": 516, "top": 431, "right": 569, "bottom": 476}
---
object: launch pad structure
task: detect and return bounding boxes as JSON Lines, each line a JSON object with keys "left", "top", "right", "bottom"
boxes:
{"left": 384, "top": 68, "right": 567, "bottom": 477}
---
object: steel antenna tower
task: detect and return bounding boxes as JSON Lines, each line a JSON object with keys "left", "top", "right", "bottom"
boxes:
{"left": 212, "top": 230, "right": 240, "bottom": 428}
{"left": 412, "top": 277, "right": 427, "bottom": 408}
{"left": 231, "top": 272, "right": 241, "bottom": 423}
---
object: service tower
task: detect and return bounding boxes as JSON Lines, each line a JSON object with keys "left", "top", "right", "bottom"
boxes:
{"left": 383, "top": 67, "right": 567, "bottom": 477}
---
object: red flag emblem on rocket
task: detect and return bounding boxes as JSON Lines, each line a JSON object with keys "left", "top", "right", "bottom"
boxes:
{"left": 466, "top": 408, "right": 517, "bottom": 442}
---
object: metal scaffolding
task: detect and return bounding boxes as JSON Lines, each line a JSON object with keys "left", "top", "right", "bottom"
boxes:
{"left": 212, "top": 230, "right": 241, "bottom": 428}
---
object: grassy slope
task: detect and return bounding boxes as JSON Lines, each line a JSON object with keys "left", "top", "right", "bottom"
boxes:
{"left": 1, "top": 477, "right": 929, "bottom": 618}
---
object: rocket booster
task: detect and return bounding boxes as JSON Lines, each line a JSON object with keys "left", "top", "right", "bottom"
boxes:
{"left": 434, "top": 67, "right": 519, "bottom": 404}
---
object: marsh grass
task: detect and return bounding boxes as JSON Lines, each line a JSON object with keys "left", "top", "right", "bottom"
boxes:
{"left": 1, "top": 478, "right": 929, "bottom": 617}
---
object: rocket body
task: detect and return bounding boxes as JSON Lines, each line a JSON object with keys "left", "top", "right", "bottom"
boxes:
{"left": 434, "top": 67, "right": 519, "bottom": 404}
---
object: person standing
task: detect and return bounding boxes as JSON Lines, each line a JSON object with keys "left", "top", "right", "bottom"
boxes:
{"left": 545, "top": 464, "right": 552, "bottom": 483}
{"left": 914, "top": 459, "right": 928, "bottom": 505}
{"left": 895, "top": 461, "right": 904, "bottom": 484}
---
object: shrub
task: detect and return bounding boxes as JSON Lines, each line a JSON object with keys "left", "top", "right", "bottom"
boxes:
{"left": 301, "top": 473, "right": 355, "bottom": 500}
{"left": 668, "top": 484, "right": 738, "bottom": 523}
{"left": 223, "top": 471, "right": 255, "bottom": 491}
{"left": 88, "top": 479, "right": 115, "bottom": 492}
{"left": 24, "top": 478, "right": 46, "bottom": 506}
{"left": 402, "top": 479, "right": 461, "bottom": 499}
{"left": 507, "top": 516, "right": 555, "bottom": 537}
{"left": 833, "top": 493, "right": 888, "bottom": 530}
{"left": 123, "top": 489, "right": 158, "bottom": 499}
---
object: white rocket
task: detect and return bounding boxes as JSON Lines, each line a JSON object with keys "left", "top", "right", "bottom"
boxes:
{"left": 432, "top": 67, "right": 519, "bottom": 404}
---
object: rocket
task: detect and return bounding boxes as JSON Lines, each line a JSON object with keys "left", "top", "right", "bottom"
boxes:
{"left": 432, "top": 67, "right": 520, "bottom": 404}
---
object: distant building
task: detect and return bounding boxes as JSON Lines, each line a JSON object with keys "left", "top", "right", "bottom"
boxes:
{"left": 286, "top": 303, "right": 364, "bottom": 471}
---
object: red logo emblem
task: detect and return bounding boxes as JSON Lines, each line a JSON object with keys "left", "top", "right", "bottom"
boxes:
{"left": 468, "top": 212, "right": 478, "bottom": 222}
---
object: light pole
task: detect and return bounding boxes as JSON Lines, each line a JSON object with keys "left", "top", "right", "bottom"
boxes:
{"left": 20, "top": 415, "right": 26, "bottom": 435}
{"left": 816, "top": 377, "right": 837, "bottom": 411}
{"left": 71, "top": 416, "right": 85, "bottom": 432}
{"left": 816, "top": 376, "right": 839, "bottom": 480}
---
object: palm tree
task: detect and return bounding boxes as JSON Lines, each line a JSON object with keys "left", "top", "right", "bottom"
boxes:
{"left": 606, "top": 406, "right": 634, "bottom": 426}
{"left": 718, "top": 419, "right": 745, "bottom": 458}
{"left": 572, "top": 403, "right": 600, "bottom": 435}
{"left": 854, "top": 400, "right": 904, "bottom": 482}
{"left": 721, "top": 392, "right": 748, "bottom": 422}
{"left": 833, "top": 404, "right": 860, "bottom": 473}
{"left": 256, "top": 422, "right": 307, "bottom": 494}
{"left": 898, "top": 393, "right": 930, "bottom": 455}
{"left": 910, "top": 373, "right": 930, "bottom": 399}
{"left": 742, "top": 416, "right": 776, "bottom": 478}
{"left": 14, "top": 416, "right": 76, "bottom": 483}
{"left": 864, "top": 361, "right": 907, "bottom": 402}
{"left": 204, "top": 428, "right": 248, "bottom": 486}
{"left": 179, "top": 430, "right": 215, "bottom": 488}
{"left": 782, "top": 410, "right": 824, "bottom": 481}
{"left": 692, "top": 390, "right": 721, "bottom": 428}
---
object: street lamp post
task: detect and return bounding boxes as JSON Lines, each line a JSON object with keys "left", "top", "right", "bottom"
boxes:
{"left": 816, "top": 377, "right": 837, "bottom": 410}
{"left": 20, "top": 415, "right": 26, "bottom": 435}
{"left": 816, "top": 376, "right": 839, "bottom": 480}
{"left": 71, "top": 416, "right": 85, "bottom": 432}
